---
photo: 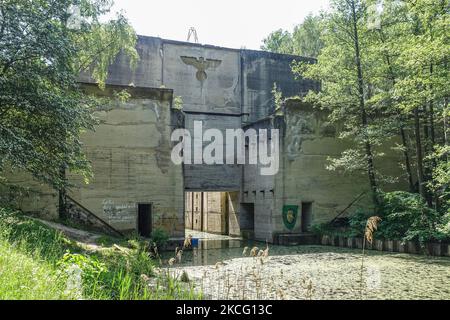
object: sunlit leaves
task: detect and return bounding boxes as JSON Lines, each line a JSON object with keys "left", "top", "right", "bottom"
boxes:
{"left": 0, "top": 0, "right": 138, "bottom": 189}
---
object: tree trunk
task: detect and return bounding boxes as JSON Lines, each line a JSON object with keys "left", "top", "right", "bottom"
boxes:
{"left": 421, "top": 105, "right": 433, "bottom": 207}
{"left": 58, "top": 166, "right": 67, "bottom": 219}
{"left": 350, "top": 0, "right": 379, "bottom": 207}
{"left": 400, "top": 126, "right": 415, "bottom": 191}
{"left": 429, "top": 64, "right": 438, "bottom": 208}
{"left": 414, "top": 108, "right": 427, "bottom": 200}
{"left": 377, "top": 29, "right": 415, "bottom": 192}
{"left": 445, "top": 96, "right": 449, "bottom": 148}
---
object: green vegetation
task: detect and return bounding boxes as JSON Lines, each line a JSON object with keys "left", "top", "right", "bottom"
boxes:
{"left": 263, "top": 1, "right": 449, "bottom": 218}
{"left": 150, "top": 228, "right": 170, "bottom": 249}
{"left": 263, "top": 0, "right": 449, "bottom": 245}
{"left": 261, "top": 14, "right": 324, "bottom": 58}
{"left": 313, "top": 192, "right": 450, "bottom": 245}
{"left": 0, "top": 207, "right": 200, "bottom": 300}
{"left": 0, "top": 0, "right": 138, "bottom": 190}
{"left": 291, "top": 0, "right": 449, "bottom": 214}
{"left": 264, "top": 0, "right": 450, "bottom": 234}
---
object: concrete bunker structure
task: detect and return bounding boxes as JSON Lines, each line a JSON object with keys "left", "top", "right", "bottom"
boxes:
{"left": 4, "top": 36, "right": 406, "bottom": 242}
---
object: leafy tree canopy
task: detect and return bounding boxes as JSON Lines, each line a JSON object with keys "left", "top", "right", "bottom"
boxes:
{"left": 292, "top": 0, "right": 449, "bottom": 212}
{"left": 261, "top": 14, "right": 324, "bottom": 58}
{"left": 0, "top": 0, "right": 138, "bottom": 189}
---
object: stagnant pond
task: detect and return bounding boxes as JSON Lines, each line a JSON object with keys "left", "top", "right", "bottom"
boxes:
{"left": 161, "top": 241, "right": 450, "bottom": 300}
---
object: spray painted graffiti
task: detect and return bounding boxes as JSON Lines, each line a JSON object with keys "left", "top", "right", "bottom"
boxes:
{"left": 102, "top": 199, "right": 137, "bottom": 224}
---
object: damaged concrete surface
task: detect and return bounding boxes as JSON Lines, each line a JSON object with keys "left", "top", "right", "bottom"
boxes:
{"left": 6, "top": 36, "right": 408, "bottom": 241}
{"left": 67, "top": 85, "right": 184, "bottom": 237}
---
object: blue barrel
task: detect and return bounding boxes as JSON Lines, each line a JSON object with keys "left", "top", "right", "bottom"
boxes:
{"left": 191, "top": 238, "right": 199, "bottom": 247}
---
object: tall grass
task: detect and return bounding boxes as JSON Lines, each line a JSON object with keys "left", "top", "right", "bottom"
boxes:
{"left": 0, "top": 207, "right": 200, "bottom": 300}
{"left": 0, "top": 241, "right": 68, "bottom": 299}
{"left": 359, "top": 216, "right": 381, "bottom": 299}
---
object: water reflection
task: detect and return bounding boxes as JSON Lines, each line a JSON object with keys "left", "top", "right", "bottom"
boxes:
{"left": 162, "top": 238, "right": 264, "bottom": 266}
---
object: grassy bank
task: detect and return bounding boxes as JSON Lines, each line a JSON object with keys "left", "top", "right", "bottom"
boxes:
{"left": 0, "top": 207, "right": 200, "bottom": 300}
{"left": 0, "top": 239, "right": 67, "bottom": 299}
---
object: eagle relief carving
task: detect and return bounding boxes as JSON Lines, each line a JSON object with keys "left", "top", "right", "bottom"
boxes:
{"left": 180, "top": 56, "right": 222, "bottom": 82}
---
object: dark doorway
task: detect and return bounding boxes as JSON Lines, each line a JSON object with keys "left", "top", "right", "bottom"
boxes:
{"left": 240, "top": 203, "right": 255, "bottom": 231}
{"left": 301, "top": 202, "right": 313, "bottom": 232}
{"left": 138, "top": 203, "right": 152, "bottom": 238}
{"left": 240, "top": 203, "right": 255, "bottom": 239}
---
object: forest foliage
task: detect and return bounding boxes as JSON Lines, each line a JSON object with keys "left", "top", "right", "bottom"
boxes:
{"left": 267, "top": 0, "right": 448, "bottom": 213}
{"left": 0, "top": 0, "right": 138, "bottom": 190}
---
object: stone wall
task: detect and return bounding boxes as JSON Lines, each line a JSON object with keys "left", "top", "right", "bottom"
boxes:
{"left": 0, "top": 170, "right": 58, "bottom": 220}
{"left": 241, "top": 118, "right": 278, "bottom": 241}
{"left": 66, "top": 84, "right": 184, "bottom": 237}
{"left": 241, "top": 50, "right": 318, "bottom": 124}
{"left": 79, "top": 35, "right": 319, "bottom": 192}
{"left": 242, "top": 99, "right": 407, "bottom": 242}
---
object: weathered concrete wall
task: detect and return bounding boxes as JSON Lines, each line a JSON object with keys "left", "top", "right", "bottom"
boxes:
{"left": 80, "top": 36, "right": 319, "bottom": 192}
{"left": 191, "top": 192, "right": 202, "bottom": 231}
{"left": 67, "top": 84, "right": 184, "bottom": 237}
{"left": 80, "top": 36, "right": 245, "bottom": 191}
{"left": 5, "top": 35, "right": 409, "bottom": 242}
{"left": 241, "top": 118, "right": 278, "bottom": 241}
{"left": 276, "top": 100, "right": 406, "bottom": 230}
{"left": 204, "top": 192, "right": 225, "bottom": 234}
{"left": 241, "top": 50, "right": 319, "bottom": 124}
{"left": 241, "top": 100, "right": 407, "bottom": 242}
{"left": 163, "top": 41, "right": 242, "bottom": 191}
{"left": 0, "top": 170, "right": 58, "bottom": 220}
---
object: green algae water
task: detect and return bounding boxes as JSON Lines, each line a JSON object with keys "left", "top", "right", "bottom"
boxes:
{"left": 164, "top": 243, "right": 450, "bottom": 300}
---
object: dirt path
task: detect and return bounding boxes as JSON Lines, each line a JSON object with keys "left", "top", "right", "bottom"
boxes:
{"left": 33, "top": 218, "right": 103, "bottom": 250}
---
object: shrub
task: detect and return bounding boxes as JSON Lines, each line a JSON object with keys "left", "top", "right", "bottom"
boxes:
{"left": 345, "top": 192, "right": 449, "bottom": 243}
{"left": 378, "top": 191, "right": 446, "bottom": 243}
{"left": 311, "top": 218, "right": 353, "bottom": 237}
{"left": 57, "top": 252, "right": 107, "bottom": 297}
{"left": 151, "top": 228, "right": 169, "bottom": 248}
{"left": 312, "top": 191, "right": 450, "bottom": 244}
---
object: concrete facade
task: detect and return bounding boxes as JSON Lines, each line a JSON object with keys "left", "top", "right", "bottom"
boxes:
{"left": 79, "top": 36, "right": 317, "bottom": 192}
{"left": 66, "top": 84, "right": 185, "bottom": 236}
{"left": 4, "top": 83, "right": 185, "bottom": 237}
{"left": 239, "top": 99, "right": 406, "bottom": 242}
{"left": 1, "top": 170, "right": 59, "bottom": 220}
{"left": 5, "top": 36, "right": 406, "bottom": 241}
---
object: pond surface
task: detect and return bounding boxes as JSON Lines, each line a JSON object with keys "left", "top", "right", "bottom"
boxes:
{"left": 161, "top": 240, "right": 450, "bottom": 300}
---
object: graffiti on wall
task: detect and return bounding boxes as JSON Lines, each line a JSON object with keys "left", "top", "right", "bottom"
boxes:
{"left": 102, "top": 199, "right": 137, "bottom": 224}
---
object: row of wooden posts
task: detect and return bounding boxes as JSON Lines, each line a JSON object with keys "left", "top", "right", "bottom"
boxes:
{"left": 320, "top": 235, "right": 450, "bottom": 257}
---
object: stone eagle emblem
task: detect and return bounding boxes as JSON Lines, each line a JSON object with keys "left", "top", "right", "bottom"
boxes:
{"left": 180, "top": 56, "right": 222, "bottom": 82}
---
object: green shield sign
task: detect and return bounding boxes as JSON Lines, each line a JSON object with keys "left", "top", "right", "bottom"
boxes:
{"left": 283, "top": 205, "right": 298, "bottom": 230}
